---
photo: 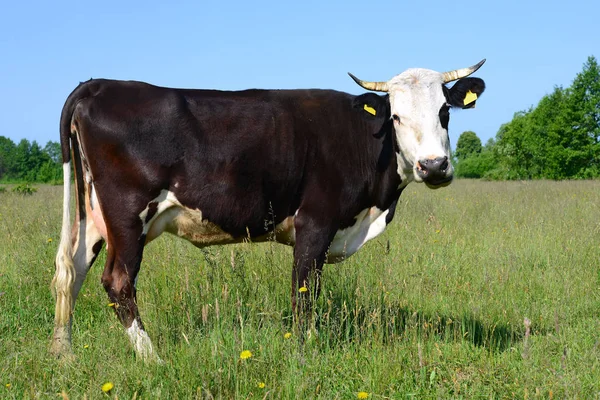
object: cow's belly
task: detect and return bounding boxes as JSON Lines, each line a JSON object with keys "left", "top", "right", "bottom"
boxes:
{"left": 142, "top": 190, "right": 297, "bottom": 247}
{"left": 141, "top": 190, "right": 389, "bottom": 261}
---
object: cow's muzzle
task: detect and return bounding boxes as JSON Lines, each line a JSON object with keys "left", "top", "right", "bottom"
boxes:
{"left": 416, "top": 156, "right": 453, "bottom": 188}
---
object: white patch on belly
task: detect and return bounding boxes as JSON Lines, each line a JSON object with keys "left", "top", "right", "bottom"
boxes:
{"left": 327, "top": 206, "right": 389, "bottom": 263}
{"left": 140, "top": 190, "right": 234, "bottom": 246}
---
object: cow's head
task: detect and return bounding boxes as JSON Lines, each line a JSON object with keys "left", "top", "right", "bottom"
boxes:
{"left": 349, "top": 60, "right": 486, "bottom": 188}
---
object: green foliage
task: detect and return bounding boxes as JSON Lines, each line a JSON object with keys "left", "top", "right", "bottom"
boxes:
{"left": 0, "top": 186, "right": 5, "bottom": 193}
{"left": 454, "top": 131, "right": 482, "bottom": 161}
{"left": 455, "top": 55, "right": 600, "bottom": 180}
{"left": 488, "top": 55, "right": 600, "bottom": 180}
{"left": 11, "top": 182, "right": 38, "bottom": 195}
{"left": 0, "top": 136, "right": 17, "bottom": 179}
{"left": 43, "top": 141, "right": 61, "bottom": 164}
{"left": 455, "top": 149, "right": 497, "bottom": 178}
{"left": 2, "top": 182, "right": 599, "bottom": 397}
{"left": 454, "top": 131, "right": 499, "bottom": 179}
{"left": 0, "top": 136, "right": 62, "bottom": 183}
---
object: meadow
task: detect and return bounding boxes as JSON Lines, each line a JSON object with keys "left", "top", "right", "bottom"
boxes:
{"left": 0, "top": 180, "right": 599, "bottom": 399}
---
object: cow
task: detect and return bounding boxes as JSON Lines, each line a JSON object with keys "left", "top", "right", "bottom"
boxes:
{"left": 51, "top": 60, "right": 486, "bottom": 362}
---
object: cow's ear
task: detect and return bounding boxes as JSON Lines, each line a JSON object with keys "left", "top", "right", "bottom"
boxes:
{"left": 353, "top": 93, "right": 388, "bottom": 118}
{"left": 446, "top": 77, "right": 485, "bottom": 109}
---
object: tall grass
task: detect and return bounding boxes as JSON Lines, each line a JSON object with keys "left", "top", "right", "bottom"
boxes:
{"left": 1, "top": 180, "right": 599, "bottom": 398}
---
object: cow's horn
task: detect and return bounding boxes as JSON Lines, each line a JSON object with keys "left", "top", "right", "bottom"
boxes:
{"left": 441, "top": 59, "right": 486, "bottom": 83}
{"left": 348, "top": 73, "right": 389, "bottom": 92}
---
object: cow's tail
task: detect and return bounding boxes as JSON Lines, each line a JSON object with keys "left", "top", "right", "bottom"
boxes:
{"left": 51, "top": 81, "right": 92, "bottom": 349}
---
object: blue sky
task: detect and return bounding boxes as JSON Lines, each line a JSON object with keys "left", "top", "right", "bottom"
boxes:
{"left": 1, "top": 0, "right": 598, "bottom": 149}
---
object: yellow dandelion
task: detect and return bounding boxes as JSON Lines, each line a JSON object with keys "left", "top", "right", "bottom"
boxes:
{"left": 298, "top": 286, "right": 308, "bottom": 293}
{"left": 47, "top": 238, "right": 53, "bottom": 243}
{"left": 357, "top": 392, "right": 369, "bottom": 399}
{"left": 101, "top": 382, "right": 114, "bottom": 393}
{"left": 5, "top": 383, "right": 11, "bottom": 389}
{"left": 107, "top": 303, "right": 118, "bottom": 308}
{"left": 84, "top": 344, "right": 89, "bottom": 349}
{"left": 257, "top": 382, "right": 266, "bottom": 389}
{"left": 239, "top": 350, "right": 252, "bottom": 360}
{"left": 284, "top": 332, "right": 292, "bottom": 339}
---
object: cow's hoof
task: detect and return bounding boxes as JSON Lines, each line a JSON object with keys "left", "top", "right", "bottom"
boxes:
{"left": 50, "top": 330, "right": 73, "bottom": 360}
{"left": 50, "top": 344, "right": 75, "bottom": 362}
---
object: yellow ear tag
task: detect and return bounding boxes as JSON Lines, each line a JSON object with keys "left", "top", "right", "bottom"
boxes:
{"left": 363, "top": 104, "right": 376, "bottom": 115}
{"left": 464, "top": 90, "right": 478, "bottom": 106}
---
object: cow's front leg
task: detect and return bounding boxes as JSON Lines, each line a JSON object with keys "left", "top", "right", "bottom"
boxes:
{"left": 291, "top": 211, "right": 337, "bottom": 323}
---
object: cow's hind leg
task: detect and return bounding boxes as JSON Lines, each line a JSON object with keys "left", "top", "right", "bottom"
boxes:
{"left": 51, "top": 165, "right": 104, "bottom": 356}
{"left": 101, "top": 231, "right": 160, "bottom": 363}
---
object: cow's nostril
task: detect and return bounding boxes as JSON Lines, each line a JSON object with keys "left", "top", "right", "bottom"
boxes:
{"left": 439, "top": 156, "right": 449, "bottom": 172}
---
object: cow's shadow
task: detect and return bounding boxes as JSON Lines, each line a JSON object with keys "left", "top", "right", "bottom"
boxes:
{"left": 303, "top": 292, "right": 523, "bottom": 353}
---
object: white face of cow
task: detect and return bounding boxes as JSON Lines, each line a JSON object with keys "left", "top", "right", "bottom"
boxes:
{"left": 387, "top": 69, "right": 452, "bottom": 187}
{"left": 349, "top": 60, "right": 486, "bottom": 189}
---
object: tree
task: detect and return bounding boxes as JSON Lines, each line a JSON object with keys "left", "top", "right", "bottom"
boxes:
{"left": 563, "top": 55, "right": 600, "bottom": 177}
{"left": 13, "top": 139, "right": 32, "bottom": 181}
{"left": 0, "top": 136, "right": 17, "bottom": 180}
{"left": 44, "top": 141, "right": 61, "bottom": 164}
{"left": 454, "top": 131, "right": 482, "bottom": 161}
{"left": 0, "top": 136, "right": 62, "bottom": 183}
{"left": 488, "top": 55, "right": 600, "bottom": 180}
{"left": 454, "top": 131, "right": 499, "bottom": 178}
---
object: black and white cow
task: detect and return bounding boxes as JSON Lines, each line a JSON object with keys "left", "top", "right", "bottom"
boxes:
{"left": 52, "top": 60, "right": 486, "bottom": 361}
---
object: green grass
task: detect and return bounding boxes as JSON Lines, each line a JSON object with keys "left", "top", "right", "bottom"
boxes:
{"left": 1, "top": 180, "right": 599, "bottom": 399}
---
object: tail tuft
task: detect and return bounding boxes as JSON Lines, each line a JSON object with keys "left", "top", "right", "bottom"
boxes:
{"left": 52, "top": 162, "right": 75, "bottom": 325}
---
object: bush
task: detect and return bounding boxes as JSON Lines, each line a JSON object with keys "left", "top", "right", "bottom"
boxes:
{"left": 455, "top": 151, "right": 497, "bottom": 179}
{"left": 12, "top": 183, "right": 37, "bottom": 195}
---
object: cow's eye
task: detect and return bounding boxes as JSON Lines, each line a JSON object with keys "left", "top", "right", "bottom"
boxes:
{"left": 392, "top": 114, "right": 401, "bottom": 123}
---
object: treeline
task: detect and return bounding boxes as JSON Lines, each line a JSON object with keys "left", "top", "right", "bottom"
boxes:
{"left": 0, "top": 137, "right": 62, "bottom": 183}
{"left": 455, "top": 55, "right": 600, "bottom": 180}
